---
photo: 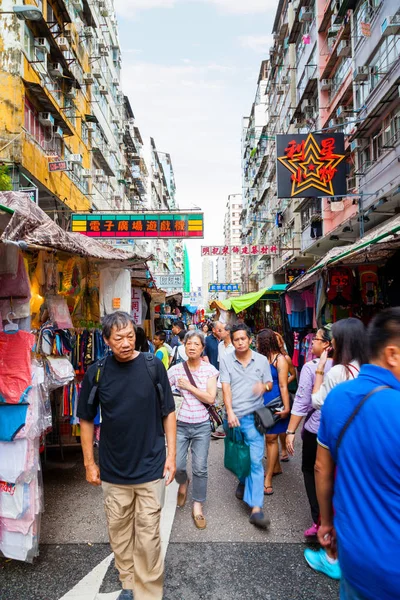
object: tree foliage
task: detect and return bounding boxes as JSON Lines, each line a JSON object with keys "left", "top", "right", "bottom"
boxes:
{"left": 0, "top": 165, "right": 12, "bottom": 191}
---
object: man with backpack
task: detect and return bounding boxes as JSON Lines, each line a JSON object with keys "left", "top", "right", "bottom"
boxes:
{"left": 77, "top": 312, "right": 176, "bottom": 600}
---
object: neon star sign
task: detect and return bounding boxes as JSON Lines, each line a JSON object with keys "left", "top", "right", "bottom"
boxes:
{"left": 276, "top": 133, "right": 346, "bottom": 198}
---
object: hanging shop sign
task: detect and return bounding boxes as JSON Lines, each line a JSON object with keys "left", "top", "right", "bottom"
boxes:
{"left": 209, "top": 283, "right": 241, "bottom": 292}
{"left": 48, "top": 160, "right": 68, "bottom": 172}
{"left": 71, "top": 212, "right": 204, "bottom": 239}
{"left": 131, "top": 287, "right": 143, "bottom": 324}
{"left": 276, "top": 133, "right": 346, "bottom": 198}
{"left": 201, "top": 245, "right": 278, "bottom": 256}
{"left": 285, "top": 268, "right": 306, "bottom": 284}
{"left": 154, "top": 274, "right": 184, "bottom": 289}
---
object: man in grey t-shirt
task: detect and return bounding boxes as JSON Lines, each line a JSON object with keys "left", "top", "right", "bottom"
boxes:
{"left": 219, "top": 323, "right": 272, "bottom": 529}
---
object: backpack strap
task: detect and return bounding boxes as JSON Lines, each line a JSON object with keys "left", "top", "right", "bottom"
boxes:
{"left": 143, "top": 353, "right": 164, "bottom": 407}
{"left": 88, "top": 355, "right": 108, "bottom": 406}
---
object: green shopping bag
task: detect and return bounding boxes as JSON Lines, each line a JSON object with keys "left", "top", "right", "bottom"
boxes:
{"left": 224, "top": 427, "right": 251, "bottom": 480}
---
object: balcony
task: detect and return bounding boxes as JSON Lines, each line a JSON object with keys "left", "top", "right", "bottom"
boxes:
{"left": 91, "top": 131, "right": 115, "bottom": 177}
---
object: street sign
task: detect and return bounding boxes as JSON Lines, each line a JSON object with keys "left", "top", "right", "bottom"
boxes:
{"left": 154, "top": 274, "right": 184, "bottom": 289}
{"left": 209, "top": 283, "right": 240, "bottom": 292}
{"left": 201, "top": 245, "right": 278, "bottom": 256}
{"left": 49, "top": 160, "right": 68, "bottom": 172}
{"left": 21, "top": 187, "right": 38, "bottom": 204}
{"left": 71, "top": 212, "right": 204, "bottom": 239}
{"left": 276, "top": 133, "right": 346, "bottom": 198}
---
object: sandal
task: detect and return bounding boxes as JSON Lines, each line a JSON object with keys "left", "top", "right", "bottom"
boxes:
{"left": 192, "top": 512, "right": 207, "bottom": 529}
{"left": 281, "top": 455, "right": 290, "bottom": 463}
{"left": 264, "top": 486, "right": 274, "bottom": 496}
{"left": 273, "top": 470, "right": 283, "bottom": 477}
{"left": 177, "top": 479, "right": 190, "bottom": 508}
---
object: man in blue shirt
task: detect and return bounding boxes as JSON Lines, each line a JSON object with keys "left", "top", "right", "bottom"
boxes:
{"left": 204, "top": 321, "right": 222, "bottom": 369}
{"left": 315, "top": 308, "right": 400, "bottom": 600}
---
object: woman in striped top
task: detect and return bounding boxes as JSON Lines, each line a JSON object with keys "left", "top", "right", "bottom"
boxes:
{"left": 168, "top": 331, "right": 218, "bottom": 530}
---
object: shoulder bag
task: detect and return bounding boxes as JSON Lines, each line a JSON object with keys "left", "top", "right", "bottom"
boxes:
{"left": 183, "top": 361, "right": 223, "bottom": 427}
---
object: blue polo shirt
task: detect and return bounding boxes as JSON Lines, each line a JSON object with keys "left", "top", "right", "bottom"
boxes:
{"left": 318, "top": 364, "right": 400, "bottom": 600}
{"left": 204, "top": 334, "right": 219, "bottom": 369}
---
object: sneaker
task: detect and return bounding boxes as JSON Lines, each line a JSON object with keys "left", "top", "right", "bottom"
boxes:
{"left": 235, "top": 482, "right": 245, "bottom": 500}
{"left": 211, "top": 430, "right": 226, "bottom": 439}
{"left": 304, "top": 523, "right": 319, "bottom": 538}
{"left": 304, "top": 548, "right": 341, "bottom": 580}
{"left": 118, "top": 591, "right": 134, "bottom": 600}
{"left": 249, "top": 511, "right": 270, "bottom": 530}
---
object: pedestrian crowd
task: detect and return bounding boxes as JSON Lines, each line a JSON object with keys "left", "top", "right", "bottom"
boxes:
{"left": 77, "top": 309, "right": 400, "bottom": 600}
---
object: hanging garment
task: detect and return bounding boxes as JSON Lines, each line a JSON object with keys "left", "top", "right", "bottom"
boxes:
{"left": 0, "top": 481, "right": 30, "bottom": 519}
{"left": 0, "top": 439, "right": 28, "bottom": 483}
{"left": 0, "top": 252, "right": 31, "bottom": 301}
{"left": 0, "top": 404, "right": 29, "bottom": 442}
{"left": 99, "top": 268, "right": 131, "bottom": 316}
{"left": 0, "top": 331, "right": 35, "bottom": 404}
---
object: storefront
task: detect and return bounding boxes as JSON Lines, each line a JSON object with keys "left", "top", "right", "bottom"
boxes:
{"left": 0, "top": 192, "right": 153, "bottom": 562}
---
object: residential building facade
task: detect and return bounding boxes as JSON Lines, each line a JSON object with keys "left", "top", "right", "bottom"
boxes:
{"left": 223, "top": 193, "right": 243, "bottom": 286}
{"left": 201, "top": 256, "right": 214, "bottom": 307}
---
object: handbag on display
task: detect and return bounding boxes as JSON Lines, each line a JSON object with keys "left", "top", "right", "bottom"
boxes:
{"left": 224, "top": 427, "right": 251, "bottom": 480}
{"left": 253, "top": 397, "right": 284, "bottom": 435}
{"left": 182, "top": 362, "right": 223, "bottom": 427}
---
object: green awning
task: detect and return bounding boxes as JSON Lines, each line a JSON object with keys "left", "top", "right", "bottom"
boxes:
{"left": 0, "top": 204, "right": 14, "bottom": 215}
{"left": 267, "top": 284, "right": 287, "bottom": 292}
{"left": 221, "top": 287, "right": 269, "bottom": 314}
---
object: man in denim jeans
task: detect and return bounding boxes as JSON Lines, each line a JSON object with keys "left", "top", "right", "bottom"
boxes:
{"left": 219, "top": 324, "right": 272, "bottom": 529}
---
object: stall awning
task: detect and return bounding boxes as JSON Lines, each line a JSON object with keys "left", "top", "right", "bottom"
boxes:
{"left": 221, "top": 288, "right": 269, "bottom": 314}
{"left": 288, "top": 214, "right": 400, "bottom": 292}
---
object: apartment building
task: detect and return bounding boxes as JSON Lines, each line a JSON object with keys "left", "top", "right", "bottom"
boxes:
{"left": 201, "top": 256, "right": 214, "bottom": 307}
{"left": 223, "top": 193, "right": 243, "bottom": 286}
{"left": 241, "top": 0, "right": 400, "bottom": 290}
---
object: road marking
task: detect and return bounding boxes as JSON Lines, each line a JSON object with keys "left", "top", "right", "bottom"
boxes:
{"left": 58, "top": 481, "right": 178, "bottom": 600}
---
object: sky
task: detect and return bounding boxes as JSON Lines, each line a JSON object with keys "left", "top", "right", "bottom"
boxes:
{"left": 115, "top": 0, "right": 279, "bottom": 288}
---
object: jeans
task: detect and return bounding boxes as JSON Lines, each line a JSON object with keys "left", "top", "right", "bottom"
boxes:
{"left": 225, "top": 414, "right": 265, "bottom": 509}
{"left": 176, "top": 420, "right": 211, "bottom": 503}
{"left": 340, "top": 577, "right": 368, "bottom": 600}
{"left": 302, "top": 429, "right": 319, "bottom": 524}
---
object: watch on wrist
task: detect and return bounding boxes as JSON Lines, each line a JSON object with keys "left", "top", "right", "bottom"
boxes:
{"left": 316, "top": 369, "right": 325, "bottom": 376}
{"left": 286, "top": 430, "right": 296, "bottom": 435}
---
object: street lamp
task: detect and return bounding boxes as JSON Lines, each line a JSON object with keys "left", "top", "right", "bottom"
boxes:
{"left": 0, "top": 5, "right": 43, "bottom": 21}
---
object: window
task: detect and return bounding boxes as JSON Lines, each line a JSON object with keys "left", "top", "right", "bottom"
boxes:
{"left": 23, "top": 25, "right": 34, "bottom": 60}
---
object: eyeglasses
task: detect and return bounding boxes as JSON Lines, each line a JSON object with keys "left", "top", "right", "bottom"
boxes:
{"left": 313, "top": 337, "right": 325, "bottom": 342}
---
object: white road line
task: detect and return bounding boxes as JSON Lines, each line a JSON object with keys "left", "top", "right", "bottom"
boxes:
{"left": 59, "top": 481, "right": 178, "bottom": 600}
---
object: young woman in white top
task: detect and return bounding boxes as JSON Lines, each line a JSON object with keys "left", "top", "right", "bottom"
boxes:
{"left": 305, "top": 317, "right": 368, "bottom": 581}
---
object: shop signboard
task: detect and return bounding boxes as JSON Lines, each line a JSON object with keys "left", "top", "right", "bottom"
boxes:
{"left": 201, "top": 245, "right": 278, "bottom": 256}
{"left": 154, "top": 274, "right": 184, "bottom": 289}
{"left": 276, "top": 133, "right": 346, "bottom": 199}
{"left": 131, "top": 287, "right": 143, "bottom": 324}
{"left": 48, "top": 160, "right": 68, "bottom": 172}
{"left": 21, "top": 187, "right": 38, "bottom": 204}
{"left": 209, "top": 283, "right": 240, "bottom": 292}
{"left": 71, "top": 212, "right": 204, "bottom": 239}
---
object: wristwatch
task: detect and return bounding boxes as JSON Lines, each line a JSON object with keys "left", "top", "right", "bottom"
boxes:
{"left": 316, "top": 370, "right": 324, "bottom": 376}
{"left": 286, "top": 430, "right": 296, "bottom": 435}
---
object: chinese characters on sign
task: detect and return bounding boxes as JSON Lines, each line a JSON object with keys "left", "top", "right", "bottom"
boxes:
{"left": 153, "top": 274, "right": 184, "bottom": 290}
{"left": 201, "top": 245, "right": 278, "bottom": 257}
{"left": 71, "top": 213, "right": 204, "bottom": 239}
{"left": 131, "top": 287, "right": 143, "bottom": 325}
{"left": 48, "top": 161, "right": 68, "bottom": 172}
{"left": 209, "top": 283, "right": 240, "bottom": 292}
{"left": 276, "top": 134, "right": 346, "bottom": 198}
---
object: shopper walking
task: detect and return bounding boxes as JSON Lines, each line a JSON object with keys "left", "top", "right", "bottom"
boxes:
{"left": 219, "top": 324, "right": 272, "bottom": 529}
{"left": 168, "top": 331, "right": 218, "bottom": 529}
{"left": 316, "top": 308, "right": 400, "bottom": 600}
{"left": 285, "top": 326, "right": 333, "bottom": 537}
{"left": 211, "top": 323, "right": 234, "bottom": 440}
{"left": 170, "top": 320, "right": 186, "bottom": 349}
{"left": 153, "top": 330, "right": 169, "bottom": 370}
{"left": 77, "top": 312, "right": 176, "bottom": 600}
{"left": 203, "top": 321, "right": 222, "bottom": 369}
{"left": 275, "top": 332, "right": 297, "bottom": 462}
{"left": 304, "top": 317, "right": 367, "bottom": 580}
{"left": 257, "top": 329, "right": 291, "bottom": 496}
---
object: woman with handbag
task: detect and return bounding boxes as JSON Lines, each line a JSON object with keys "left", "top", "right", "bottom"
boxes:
{"left": 168, "top": 331, "right": 218, "bottom": 529}
{"left": 275, "top": 332, "right": 297, "bottom": 463}
{"left": 257, "top": 329, "right": 291, "bottom": 496}
{"left": 285, "top": 326, "right": 333, "bottom": 538}
{"left": 298, "top": 318, "right": 368, "bottom": 580}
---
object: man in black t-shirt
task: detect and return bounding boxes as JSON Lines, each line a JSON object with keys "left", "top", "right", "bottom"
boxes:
{"left": 77, "top": 312, "right": 176, "bottom": 600}
{"left": 170, "top": 319, "right": 185, "bottom": 349}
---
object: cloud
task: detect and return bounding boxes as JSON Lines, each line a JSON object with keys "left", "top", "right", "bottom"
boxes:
{"left": 115, "top": 0, "right": 277, "bottom": 17}
{"left": 238, "top": 34, "right": 273, "bottom": 53}
{"left": 114, "top": 0, "right": 175, "bottom": 17}
{"left": 203, "top": 0, "right": 277, "bottom": 13}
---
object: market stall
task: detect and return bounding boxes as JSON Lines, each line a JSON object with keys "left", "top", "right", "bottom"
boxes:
{"left": 0, "top": 192, "right": 153, "bottom": 563}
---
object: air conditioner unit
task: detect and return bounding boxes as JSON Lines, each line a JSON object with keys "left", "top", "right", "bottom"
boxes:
{"left": 276, "top": 85, "right": 284, "bottom": 96}
{"left": 69, "top": 154, "right": 82, "bottom": 164}
{"left": 71, "top": 0, "right": 83, "bottom": 10}
{"left": 328, "top": 24, "right": 341, "bottom": 37}
{"left": 49, "top": 63, "right": 63, "bottom": 78}
{"left": 381, "top": 15, "right": 400, "bottom": 36}
{"left": 338, "top": 40, "right": 351, "bottom": 57}
{"left": 34, "top": 38, "right": 51, "bottom": 54}
{"left": 65, "top": 87, "right": 76, "bottom": 98}
{"left": 93, "top": 68, "right": 102, "bottom": 79}
{"left": 346, "top": 176, "right": 357, "bottom": 192}
{"left": 353, "top": 66, "right": 369, "bottom": 82}
{"left": 281, "top": 76, "right": 289, "bottom": 85}
{"left": 295, "top": 117, "right": 306, "bottom": 128}
{"left": 97, "top": 176, "right": 107, "bottom": 183}
{"left": 83, "top": 73, "right": 95, "bottom": 85}
{"left": 350, "top": 140, "right": 361, "bottom": 152}
{"left": 336, "top": 105, "right": 346, "bottom": 117}
{"left": 111, "top": 116, "right": 120, "bottom": 124}
{"left": 100, "top": 8, "right": 109, "bottom": 17}
{"left": 302, "top": 98, "right": 314, "bottom": 109}
{"left": 98, "top": 40, "right": 107, "bottom": 51}
{"left": 304, "top": 105, "right": 315, "bottom": 117}
{"left": 82, "top": 169, "right": 92, "bottom": 178}
{"left": 58, "top": 37, "right": 69, "bottom": 51}
{"left": 87, "top": 122, "right": 96, "bottom": 132}
{"left": 112, "top": 193, "right": 122, "bottom": 201}
{"left": 329, "top": 118, "right": 338, "bottom": 128}
{"left": 99, "top": 85, "right": 108, "bottom": 95}
{"left": 39, "top": 112, "right": 55, "bottom": 127}
{"left": 112, "top": 77, "right": 119, "bottom": 85}
{"left": 54, "top": 125, "right": 64, "bottom": 138}
{"left": 321, "top": 79, "right": 332, "bottom": 90}
{"left": 299, "top": 7, "right": 313, "bottom": 21}
{"left": 84, "top": 26, "right": 94, "bottom": 38}
{"left": 95, "top": 169, "right": 104, "bottom": 177}
{"left": 126, "top": 178, "right": 132, "bottom": 184}
{"left": 99, "top": 47, "right": 109, "bottom": 57}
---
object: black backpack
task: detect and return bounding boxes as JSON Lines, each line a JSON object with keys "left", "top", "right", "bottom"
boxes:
{"left": 88, "top": 353, "right": 164, "bottom": 407}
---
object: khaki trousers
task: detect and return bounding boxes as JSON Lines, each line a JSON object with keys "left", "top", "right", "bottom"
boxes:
{"left": 102, "top": 479, "right": 165, "bottom": 600}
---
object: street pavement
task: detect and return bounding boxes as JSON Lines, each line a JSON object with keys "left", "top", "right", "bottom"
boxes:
{"left": 0, "top": 438, "right": 339, "bottom": 600}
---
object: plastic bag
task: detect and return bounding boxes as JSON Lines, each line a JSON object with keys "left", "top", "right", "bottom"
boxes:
{"left": 224, "top": 427, "right": 251, "bottom": 480}
{"left": 0, "top": 252, "right": 31, "bottom": 301}
{"left": 45, "top": 356, "right": 75, "bottom": 390}
{"left": 0, "top": 243, "right": 19, "bottom": 276}
{"left": 47, "top": 296, "right": 73, "bottom": 329}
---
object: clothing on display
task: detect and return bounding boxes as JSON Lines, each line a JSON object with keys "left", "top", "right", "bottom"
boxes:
{"left": 0, "top": 330, "right": 35, "bottom": 404}
{"left": 99, "top": 268, "right": 131, "bottom": 316}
